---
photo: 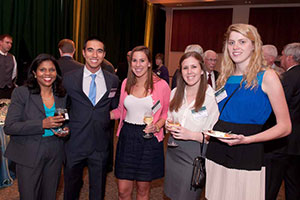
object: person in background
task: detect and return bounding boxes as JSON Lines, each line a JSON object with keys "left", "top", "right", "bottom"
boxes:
{"left": 4, "top": 54, "right": 69, "bottom": 200}
{"left": 63, "top": 36, "right": 119, "bottom": 200}
{"left": 265, "top": 43, "right": 300, "bottom": 200}
{"left": 205, "top": 23, "right": 291, "bottom": 200}
{"left": 111, "top": 46, "right": 170, "bottom": 200}
{"left": 262, "top": 44, "right": 285, "bottom": 75}
{"left": 171, "top": 44, "right": 203, "bottom": 89}
{"left": 164, "top": 52, "right": 219, "bottom": 200}
{"left": 57, "top": 39, "right": 84, "bottom": 76}
{"left": 154, "top": 53, "right": 169, "bottom": 84}
{"left": 0, "top": 34, "right": 17, "bottom": 99}
{"left": 101, "top": 58, "right": 115, "bottom": 74}
{"left": 116, "top": 50, "right": 131, "bottom": 83}
{"left": 204, "top": 50, "right": 219, "bottom": 90}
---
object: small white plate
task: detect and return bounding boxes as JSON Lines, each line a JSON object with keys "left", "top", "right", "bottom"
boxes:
{"left": 204, "top": 130, "right": 232, "bottom": 139}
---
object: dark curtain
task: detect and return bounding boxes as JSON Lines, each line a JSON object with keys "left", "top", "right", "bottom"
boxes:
{"left": 1, "top": 0, "right": 147, "bottom": 82}
{"left": 86, "top": 0, "right": 147, "bottom": 67}
{"left": 152, "top": 5, "right": 166, "bottom": 68}
{"left": 249, "top": 7, "right": 300, "bottom": 52}
{"left": 0, "top": 0, "right": 73, "bottom": 85}
{"left": 171, "top": 9, "right": 233, "bottom": 52}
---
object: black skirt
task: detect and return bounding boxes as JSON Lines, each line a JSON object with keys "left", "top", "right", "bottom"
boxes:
{"left": 206, "top": 120, "right": 264, "bottom": 170}
{"left": 115, "top": 121, "right": 164, "bottom": 181}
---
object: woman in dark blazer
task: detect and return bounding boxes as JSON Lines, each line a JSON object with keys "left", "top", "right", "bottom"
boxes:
{"left": 4, "top": 54, "right": 69, "bottom": 200}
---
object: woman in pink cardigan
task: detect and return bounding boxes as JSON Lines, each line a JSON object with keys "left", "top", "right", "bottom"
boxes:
{"left": 111, "top": 46, "right": 170, "bottom": 200}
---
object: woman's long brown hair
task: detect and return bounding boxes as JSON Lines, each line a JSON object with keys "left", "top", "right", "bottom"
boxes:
{"left": 125, "top": 45, "right": 154, "bottom": 96}
{"left": 169, "top": 52, "right": 207, "bottom": 112}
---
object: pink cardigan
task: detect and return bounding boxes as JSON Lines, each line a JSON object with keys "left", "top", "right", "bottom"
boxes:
{"left": 112, "top": 77, "right": 171, "bottom": 142}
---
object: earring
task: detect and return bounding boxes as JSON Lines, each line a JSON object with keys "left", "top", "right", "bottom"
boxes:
{"left": 34, "top": 75, "right": 37, "bottom": 78}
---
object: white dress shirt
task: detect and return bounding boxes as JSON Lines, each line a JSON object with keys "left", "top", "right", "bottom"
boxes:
{"left": 168, "top": 86, "right": 219, "bottom": 133}
{"left": 0, "top": 50, "right": 17, "bottom": 80}
{"left": 82, "top": 66, "right": 107, "bottom": 105}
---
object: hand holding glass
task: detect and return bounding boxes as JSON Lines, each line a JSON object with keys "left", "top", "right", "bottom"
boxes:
{"left": 54, "top": 108, "right": 69, "bottom": 134}
{"left": 143, "top": 110, "right": 154, "bottom": 139}
{"left": 167, "top": 116, "right": 181, "bottom": 147}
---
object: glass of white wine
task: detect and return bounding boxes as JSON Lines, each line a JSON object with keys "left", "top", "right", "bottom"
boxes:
{"left": 167, "top": 116, "right": 181, "bottom": 147}
{"left": 143, "top": 110, "right": 154, "bottom": 139}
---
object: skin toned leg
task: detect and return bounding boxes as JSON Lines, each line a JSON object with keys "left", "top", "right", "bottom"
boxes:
{"left": 136, "top": 181, "right": 151, "bottom": 200}
{"left": 118, "top": 179, "right": 134, "bottom": 200}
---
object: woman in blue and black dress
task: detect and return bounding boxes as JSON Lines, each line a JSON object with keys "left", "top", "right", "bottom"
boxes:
{"left": 205, "top": 24, "right": 291, "bottom": 200}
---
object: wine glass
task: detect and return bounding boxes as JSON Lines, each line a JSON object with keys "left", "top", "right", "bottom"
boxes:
{"left": 143, "top": 110, "right": 154, "bottom": 139}
{"left": 54, "top": 108, "right": 68, "bottom": 134}
{"left": 167, "top": 116, "right": 181, "bottom": 147}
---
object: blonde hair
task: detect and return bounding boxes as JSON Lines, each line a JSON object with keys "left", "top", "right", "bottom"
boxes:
{"left": 217, "top": 24, "right": 265, "bottom": 90}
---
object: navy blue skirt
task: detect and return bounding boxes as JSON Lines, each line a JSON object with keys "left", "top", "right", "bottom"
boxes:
{"left": 115, "top": 121, "right": 164, "bottom": 181}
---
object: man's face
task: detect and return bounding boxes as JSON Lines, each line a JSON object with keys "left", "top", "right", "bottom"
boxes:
{"left": 280, "top": 50, "right": 290, "bottom": 70}
{"left": 0, "top": 37, "right": 13, "bottom": 53}
{"left": 204, "top": 51, "right": 217, "bottom": 73}
{"left": 82, "top": 40, "right": 105, "bottom": 73}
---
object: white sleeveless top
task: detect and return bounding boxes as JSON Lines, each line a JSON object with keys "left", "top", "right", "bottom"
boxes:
{"left": 124, "top": 95, "right": 153, "bottom": 124}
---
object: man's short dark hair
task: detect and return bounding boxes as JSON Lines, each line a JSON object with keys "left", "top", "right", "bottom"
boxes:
{"left": 58, "top": 39, "right": 75, "bottom": 53}
{"left": 0, "top": 34, "right": 13, "bottom": 41}
{"left": 83, "top": 36, "right": 105, "bottom": 51}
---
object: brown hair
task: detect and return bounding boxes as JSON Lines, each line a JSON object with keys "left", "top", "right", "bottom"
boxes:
{"left": 125, "top": 45, "right": 154, "bottom": 95}
{"left": 0, "top": 34, "right": 12, "bottom": 41}
{"left": 169, "top": 52, "right": 207, "bottom": 112}
{"left": 58, "top": 39, "right": 75, "bottom": 53}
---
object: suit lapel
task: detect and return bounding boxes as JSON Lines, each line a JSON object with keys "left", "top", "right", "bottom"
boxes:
{"left": 95, "top": 70, "right": 112, "bottom": 106}
{"left": 73, "top": 68, "right": 93, "bottom": 106}
{"left": 30, "top": 93, "right": 45, "bottom": 115}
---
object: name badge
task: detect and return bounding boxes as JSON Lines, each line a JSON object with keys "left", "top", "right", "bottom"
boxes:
{"left": 64, "top": 112, "right": 69, "bottom": 120}
{"left": 192, "top": 106, "right": 208, "bottom": 120}
{"left": 152, "top": 100, "right": 161, "bottom": 114}
{"left": 108, "top": 88, "right": 117, "bottom": 98}
{"left": 215, "top": 87, "right": 227, "bottom": 103}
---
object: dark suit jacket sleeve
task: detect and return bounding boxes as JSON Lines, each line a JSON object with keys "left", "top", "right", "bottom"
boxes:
{"left": 110, "top": 75, "right": 120, "bottom": 110}
{"left": 4, "top": 87, "right": 44, "bottom": 136}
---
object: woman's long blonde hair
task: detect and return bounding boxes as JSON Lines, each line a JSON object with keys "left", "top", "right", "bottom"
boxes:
{"left": 216, "top": 23, "right": 265, "bottom": 90}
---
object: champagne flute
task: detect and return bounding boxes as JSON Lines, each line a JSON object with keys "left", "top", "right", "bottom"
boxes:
{"left": 167, "top": 116, "right": 181, "bottom": 147}
{"left": 143, "top": 110, "right": 154, "bottom": 139}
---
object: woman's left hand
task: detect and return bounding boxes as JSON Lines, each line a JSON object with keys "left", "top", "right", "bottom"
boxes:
{"left": 143, "top": 123, "right": 158, "bottom": 134}
{"left": 218, "top": 134, "right": 248, "bottom": 146}
{"left": 52, "top": 127, "right": 70, "bottom": 137}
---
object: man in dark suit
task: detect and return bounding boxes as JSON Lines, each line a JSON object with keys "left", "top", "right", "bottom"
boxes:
{"left": 204, "top": 50, "right": 219, "bottom": 90}
{"left": 265, "top": 42, "right": 300, "bottom": 200}
{"left": 63, "top": 37, "right": 119, "bottom": 200}
{"left": 57, "top": 39, "right": 83, "bottom": 76}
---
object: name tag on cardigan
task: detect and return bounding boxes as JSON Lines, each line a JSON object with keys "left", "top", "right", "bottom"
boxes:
{"left": 152, "top": 100, "right": 161, "bottom": 114}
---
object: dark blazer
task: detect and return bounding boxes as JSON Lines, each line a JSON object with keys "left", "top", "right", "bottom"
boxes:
{"left": 281, "top": 65, "right": 300, "bottom": 155}
{"left": 4, "top": 86, "right": 66, "bottom": 167}
{"left": 57, "top": 56, "right": 84, "bottom": 76}
{"left": 214, "top": 70, "right": 219, "bottom": 80}
{"left": 63, "top": 68, "right": 119, "bottom": 160}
